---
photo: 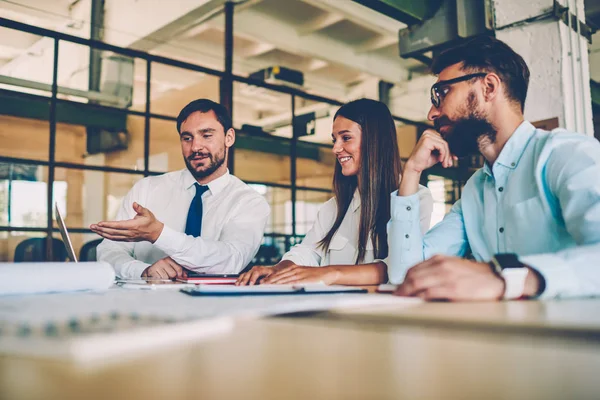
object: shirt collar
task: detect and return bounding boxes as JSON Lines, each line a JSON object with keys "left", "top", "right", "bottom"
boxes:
{"left": 351, "top": 189, "right": 361, "bottom": 213}
{"left": 484, "top": 120, "right": 536, "bottom": 176}
{"left": 181, "top": 169, "right": 231, "bottom": 195}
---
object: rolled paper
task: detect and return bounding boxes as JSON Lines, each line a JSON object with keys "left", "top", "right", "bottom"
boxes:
{"left": 0, "top": 262, "right": 115, "bottom": 295}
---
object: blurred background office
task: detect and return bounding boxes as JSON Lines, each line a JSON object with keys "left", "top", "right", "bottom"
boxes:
{"left": 0, "top": 0, "right": 598, "bottom": 263}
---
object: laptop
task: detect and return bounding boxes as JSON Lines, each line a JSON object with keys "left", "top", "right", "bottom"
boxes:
{"left": 55, "top": 203, "right": 78, "bottom": 262}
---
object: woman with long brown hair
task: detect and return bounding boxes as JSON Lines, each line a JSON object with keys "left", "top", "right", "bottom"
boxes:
{"left": 236, "top": 98, "right": 432, "bottom": 286}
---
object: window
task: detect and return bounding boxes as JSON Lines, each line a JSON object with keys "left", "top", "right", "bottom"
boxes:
{"left": 0, "top": 178, "right": 67, "bottom": 228}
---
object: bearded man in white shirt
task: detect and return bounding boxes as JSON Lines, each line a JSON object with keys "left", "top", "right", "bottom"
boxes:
{"left": 92, "top": 99, "right": 270, "bottom": 279}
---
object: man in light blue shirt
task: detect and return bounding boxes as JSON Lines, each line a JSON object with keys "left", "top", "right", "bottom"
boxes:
{"left": 388, "top": 36, "right": 600, "bottom": 301}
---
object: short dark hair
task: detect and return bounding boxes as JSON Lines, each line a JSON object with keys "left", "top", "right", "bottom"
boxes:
{"left": 431, "top": 35, "right": 530, "bottom": 112}
{"left": 176, "top": 99, "right": 233, "bottom": 133}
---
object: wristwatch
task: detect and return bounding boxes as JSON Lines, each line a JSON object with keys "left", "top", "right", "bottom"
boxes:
{"left": 489, "top": 253, "right": 529, "bottom": 300}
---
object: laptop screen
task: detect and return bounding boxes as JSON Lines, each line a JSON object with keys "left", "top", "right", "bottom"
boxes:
{"left": 54, "top": 203, "right": 78, "bottom": 262}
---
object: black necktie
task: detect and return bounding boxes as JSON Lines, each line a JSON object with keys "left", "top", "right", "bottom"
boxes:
{"left": 185, "top": 183, "right": 209, "bottom": 237}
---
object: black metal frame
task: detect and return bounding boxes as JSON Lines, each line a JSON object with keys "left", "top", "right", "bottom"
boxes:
{"left": 222, "top": 1, "right": 235, "bottom": 173}
{"left": 45, "top": 38, "right": 59, "bottom": 260}
{"left": 0, "top": 4, "right": 429, "bottom": 260}
{"left": 290, "top": 95, "right": 297, "bottom": 237}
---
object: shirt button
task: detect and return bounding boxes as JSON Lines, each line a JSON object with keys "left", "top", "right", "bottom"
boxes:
{"left": 498, "top": 187, "right": 504, "bottom": 192}
{"left": 405, "top": 234, "right": 410, "bottom": 238}
{"left": 499, "top": 227, "right": 504, "bottom": 233}
{"left": 406, "top": 206, "right": 411, "bottom": 211}
{"left": 511, "top": 162, "right": 516, "bottom": 167}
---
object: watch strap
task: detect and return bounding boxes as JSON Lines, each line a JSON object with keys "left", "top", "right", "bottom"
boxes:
{"left": 501, "top": 267, "right": 529, "bottom": 300}
{"left": 491, "top": 254, "right": 528, "bottom": 300}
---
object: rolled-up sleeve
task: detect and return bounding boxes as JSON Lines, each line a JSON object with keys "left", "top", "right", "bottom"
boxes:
{"left": 153, "top": 194, "right": 270, "bottom": 274}
{"left": 281, "top": 200, "right": 336, "bottom": 267}
{"left": 97, "top": 181, "right": 151, "bottom": 279}
{"left": 387, "top": 185, "right": 467, "bottom": 284}
{"left": 387, "top": 186, "right": 428, "bottom": 282}
{"left": 520, "top": 136, "right": 600, "bottom": 299}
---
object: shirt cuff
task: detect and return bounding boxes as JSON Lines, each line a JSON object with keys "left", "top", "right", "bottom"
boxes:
{"left": 119, "top": 260, "right": 151, "bottom": 279}
{"left": 153, "top": 224, "right": 182, "bottom": 255}
{"left": 281, "top": 252, "right": 319, "bottom": 267}
{"left": 520, "top": 253, "right": 578, "bottom": 299}
{"left": 390, "top": 190, "right": 421, "bottom": 221}
{"left": 375, "top": 258, "right": 388, "bottom": 267}
{"left": 280, "top": 253, "right": 297, "bottom": 263}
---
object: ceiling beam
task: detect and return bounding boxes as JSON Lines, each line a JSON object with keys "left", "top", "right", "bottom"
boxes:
{"left": 297, "top": 12, "right": 344, "bottom": 36}
{"left": 301, "top": 0, "right": 405, "bottom": 36}
{"left": 0, "top": 35, "right": 53, "bottom": 77}
{"left": 121, "top": 0, "right": 266, "bottom": 52}
{"left": 351, "top": 0, "right": 442, "bottom": 25}
{"left": 355, "top": 35, "right": 398, "bottom": 53}
{"left": 179, "top": 24, "right": 214, "bottom": 40}
{"left": 304, "top": 59, "right": 329, "bottom": 72}
{"left": 239, "top": 42, "right": 276, "bottom": 58}
{"left": 122, "top": 0, "right": 229, "bottom": 51}
{"left": 0, "top": 26, "right": 42, "bottom": 48}
{"left": 255, "top": 101, "right": 334, "bottom": 130}
{"left": 0, "top": 1, "right": 89, "bottom": 79}
{"left": 0, "top": 2, "right": 76, "bottom": 27}
{"left": 208, "top": 8, "right": 409, "bottom": 83}
{"left": 151, "top": 40, "right": 349, "bottom": 100}
{"left": 0, "top": 44, "right": 27, "bottom": 61}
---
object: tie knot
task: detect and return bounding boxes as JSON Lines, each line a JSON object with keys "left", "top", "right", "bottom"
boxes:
{"left": 194, "top": 183, "right": 209, "bottom": 197}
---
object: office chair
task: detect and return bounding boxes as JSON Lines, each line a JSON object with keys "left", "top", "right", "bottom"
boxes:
{"left": 14, "top": 237, "right": 68, "bottom": 262}
{"left": 79, "top": 238, "right": 103, "bottom": 262}
{"left": 254, "top": 244, "right": 282, "bottom": 265}
{"left": 240, "top": 244, "right": 283, "bottom": 273}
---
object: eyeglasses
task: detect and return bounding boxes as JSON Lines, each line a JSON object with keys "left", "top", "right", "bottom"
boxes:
{"left": 430, "top": 73, "right": 488, "bottom": 108}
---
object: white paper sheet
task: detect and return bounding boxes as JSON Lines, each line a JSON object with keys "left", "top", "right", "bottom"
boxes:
{"left": 0, "top": 262, "right": 115, "bottom": 295}
{"left": 0, "top": 289, "right": 412, "bottom": 323}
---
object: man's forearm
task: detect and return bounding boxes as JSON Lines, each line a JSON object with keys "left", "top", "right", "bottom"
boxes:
{"left": 154, "top": 225, "right": 260, "bottom": 273}
{"left": 97, "top": 242, "right": 149, "bottom": 279}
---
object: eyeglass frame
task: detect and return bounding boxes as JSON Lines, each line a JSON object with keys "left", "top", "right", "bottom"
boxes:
{"left": 430, "top": 72, "right": 488, "bottom": 108}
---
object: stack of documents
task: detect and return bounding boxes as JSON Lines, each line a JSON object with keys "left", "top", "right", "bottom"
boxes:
{"left": 0, "top": 262, "right": 114, "bottom": 295}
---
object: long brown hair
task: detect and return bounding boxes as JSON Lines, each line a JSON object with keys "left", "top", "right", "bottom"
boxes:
{"left": 319, "top": 98, "right": 403, "bottom": 263}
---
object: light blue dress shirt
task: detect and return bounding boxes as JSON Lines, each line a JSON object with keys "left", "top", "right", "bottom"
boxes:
{"left": 388, "top": 121, "right": 600, "bottom": 299}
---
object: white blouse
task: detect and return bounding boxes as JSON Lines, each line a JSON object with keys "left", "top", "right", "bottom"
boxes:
{"left": 281, "top": 185, "right": 433, "bottom": 267}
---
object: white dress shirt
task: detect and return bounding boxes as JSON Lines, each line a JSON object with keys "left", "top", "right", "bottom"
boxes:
{"left": 97, "top": 169, "right": 270, "bottom": 278}
{"left": 282, "top": 186, "right": 432, "bottom": 266}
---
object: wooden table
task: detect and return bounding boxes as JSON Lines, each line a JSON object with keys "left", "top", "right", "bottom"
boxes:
{"left": 2, "top": 298, "right": 600, "bottom": 400}
{"left": 324, "top": 297, "right": 600, "bottom": 338}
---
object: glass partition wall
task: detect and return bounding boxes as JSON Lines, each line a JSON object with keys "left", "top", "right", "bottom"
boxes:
{"left": 0, "top": 13, "right": 339, "bottom": 263}
{"left": 0, "top": 8, "right": 425, "bottom": 263}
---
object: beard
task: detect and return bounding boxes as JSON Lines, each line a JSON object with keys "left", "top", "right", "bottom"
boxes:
{"left": 434, "top": 92, "right": 497, "bottom": 158}
{"left": 184, "top": 149, "right": 226, "bottom": 180}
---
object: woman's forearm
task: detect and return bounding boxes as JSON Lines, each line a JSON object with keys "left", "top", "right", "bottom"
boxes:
{"left": 273, "top": 260, "right": 296, "bottom": 271}
{"left": 327, "top": 261, "right": 388, "bottom": 285}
